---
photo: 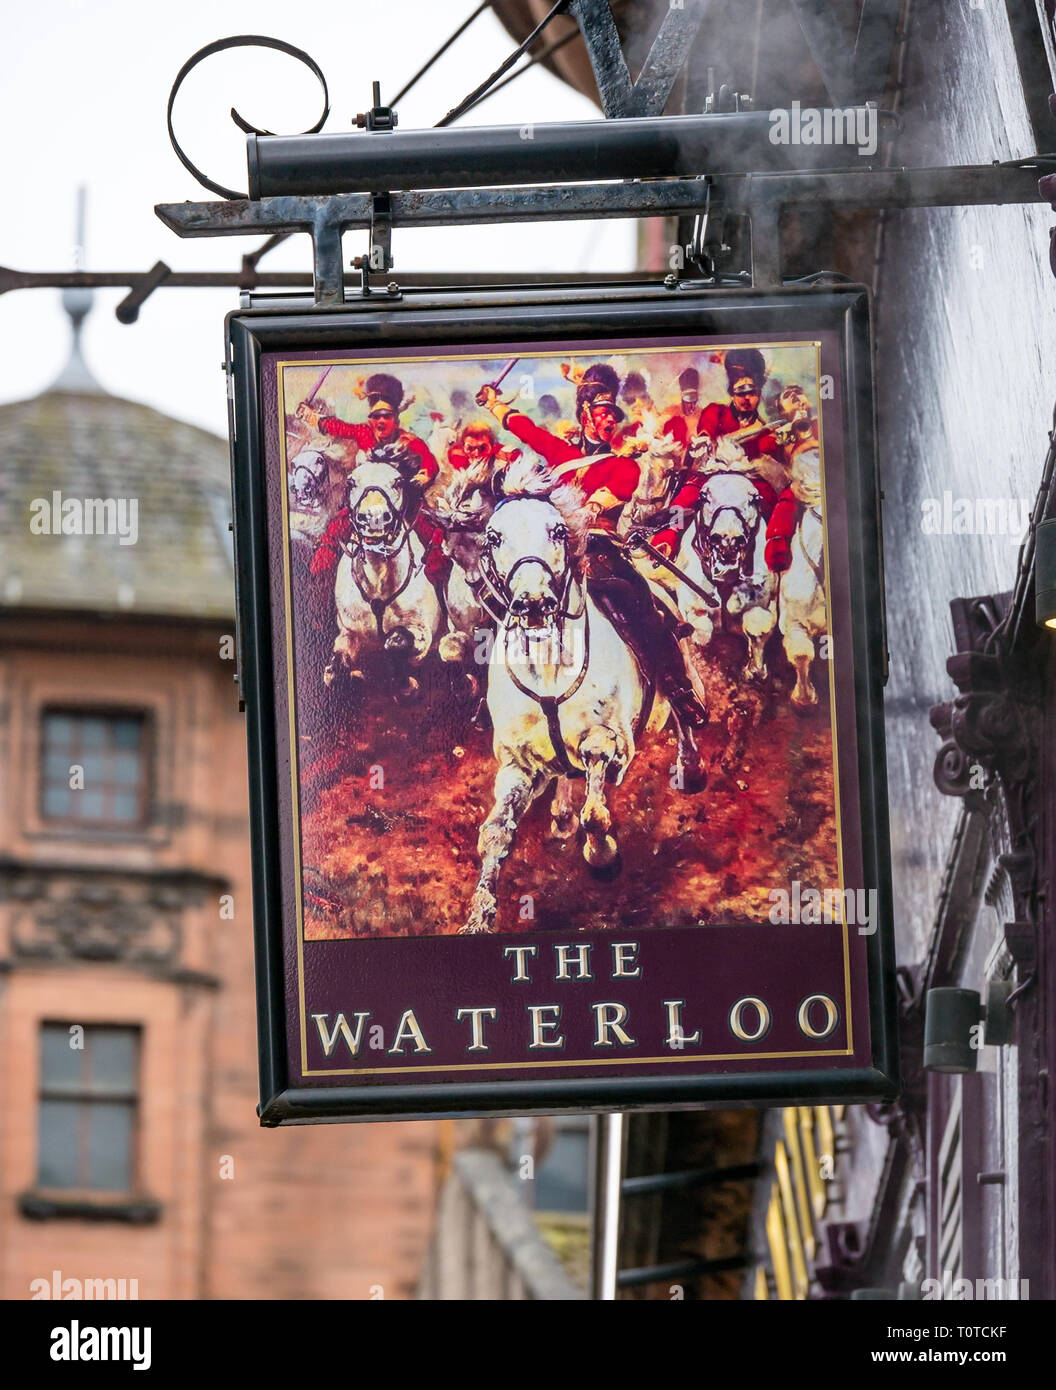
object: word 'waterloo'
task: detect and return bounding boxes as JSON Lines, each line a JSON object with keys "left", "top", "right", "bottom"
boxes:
{"left": 310, "top": 942, "right": 843, "bottom": 1058}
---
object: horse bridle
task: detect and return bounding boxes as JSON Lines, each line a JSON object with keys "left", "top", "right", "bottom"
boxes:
{"left": 478, "top": 499, "right": 592, "bottom": 778}
{"left": 477, "top": 499, "right": 586, "bottom": 627}
{"left": 691, "top": 476, "right": 762, "bottom": 586}
{"left": 341, "top": 481, "right": 421, "bottom": 637}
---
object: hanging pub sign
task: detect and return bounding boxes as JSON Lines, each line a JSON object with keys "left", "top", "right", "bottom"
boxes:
{"left": 226, "top": 282, "right": 898, "bottom": 1123}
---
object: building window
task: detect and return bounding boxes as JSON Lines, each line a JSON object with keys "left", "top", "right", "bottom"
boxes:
{"left": 39, "top": 709, "right": 150, "bottom": 827}
{"left": 37, "top": 1024, "right": 140, "bottom": 1192}
{"left": 511, "top": 1116, "right": 591, "bottom": 1214}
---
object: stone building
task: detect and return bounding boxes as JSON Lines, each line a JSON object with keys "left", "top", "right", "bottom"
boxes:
{"left": 0, "top": 294, "right": 442, "bottom": 1300}
{"left": 493, "top": 0, "right": 1056, "bottom": 1300}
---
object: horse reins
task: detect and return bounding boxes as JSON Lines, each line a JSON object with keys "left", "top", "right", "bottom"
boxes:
{"left": 342, "top": 484, "right": 422, "bottom": 639}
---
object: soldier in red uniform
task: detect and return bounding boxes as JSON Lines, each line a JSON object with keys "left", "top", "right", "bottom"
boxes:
{"left": 763, "top": 385, "right": 821, "bottom": 573}
{"left": 297, "top": 372, "right": 438, "bottom": 487}
{"left": 651, "top": 349, "right": 782, "bottom": 557}
{"left": 661, "top": 364, "right": 702, "bottom": 441}
{"left": 298, "top": 372, "right": 446, "bottom": 583}
{"left": 478, "top": 363, "right": 709, "bottom": 782}
{"left": 447, "top": 420, "right": 522, "bottom": 477}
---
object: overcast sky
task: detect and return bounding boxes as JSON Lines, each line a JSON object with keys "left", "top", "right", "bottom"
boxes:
{"left": 1, "top": 1, "right": 636, "bottom": 435}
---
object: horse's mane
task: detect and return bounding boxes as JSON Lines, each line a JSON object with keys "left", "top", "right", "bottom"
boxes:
{"left": 495, "top": 455, "right": 595, "bottom": 553}
{"left": 713, "top": 433, "right": 750, "bottom": 467}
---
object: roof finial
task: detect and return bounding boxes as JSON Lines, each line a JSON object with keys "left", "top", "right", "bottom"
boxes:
{"left": 54, "top": 186, "right": 102, "bottom": 394}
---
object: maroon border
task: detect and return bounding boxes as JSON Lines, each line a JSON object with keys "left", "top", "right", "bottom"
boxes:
{"left": 261, "top": 329, "right": 874, "bottom": 1088}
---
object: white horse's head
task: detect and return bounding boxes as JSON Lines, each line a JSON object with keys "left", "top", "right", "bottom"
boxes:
{"left": 695, "top": 473, "right": 762, "bottom": 583}
{"left": 480, "top": 458, "right": 591, "bottom": 632}
{"left": 289, "top": 448, "right": 331, "bottom": 511}
{"left": 346, "top": 461, "right": 407, "bottom": 552}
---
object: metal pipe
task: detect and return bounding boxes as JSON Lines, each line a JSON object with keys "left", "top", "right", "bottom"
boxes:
{"left": 589, "top": 1113, "right": 626, "bottom": 1301}
{"left": 161, "top": 163, "right": 1041, "bottom": 246}
{"left": 617, "top": 1253, "right": 749, "bottom": 1288}
{"left": 621, "top": 1161, "right": 762, "bottom": 1196}
{"left": 246, "top": 111, "right": 896, "bottom": 198}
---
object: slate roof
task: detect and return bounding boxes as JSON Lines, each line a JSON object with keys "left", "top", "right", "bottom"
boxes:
{"left": 0, "top": 386, "right": 235, "bottom": 621}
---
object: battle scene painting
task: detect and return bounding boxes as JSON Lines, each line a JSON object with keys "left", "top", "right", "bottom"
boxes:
{"left": 275, "top": 338, "right": 840, "bottom": 940}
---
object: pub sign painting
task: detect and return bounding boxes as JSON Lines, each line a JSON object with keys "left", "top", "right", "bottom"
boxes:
{"left": 228, "top": 287, "right": 898, "bottom": 1123}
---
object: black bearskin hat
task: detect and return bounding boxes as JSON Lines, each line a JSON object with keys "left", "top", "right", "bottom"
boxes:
{"left": 678, "top": 366, "right": 700, "bottom": 393}
{"left": 724, "top": 349, "right": 766, "bottom": 392}
{"left": 621, "top": 370, "right": 648, "bottom": 402}
{"left": 538, "top": 393, "right": 561, "bottom": 419}
{"left": 365, "top": 372, "right": 404, "bottom": 412}
{"left": 575, "top": 362, "right": 625, "bottom": 422}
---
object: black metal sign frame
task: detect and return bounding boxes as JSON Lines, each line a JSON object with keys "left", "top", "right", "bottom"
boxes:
{"left": 227, "top": 280, "right": 898, "bottom": 1124}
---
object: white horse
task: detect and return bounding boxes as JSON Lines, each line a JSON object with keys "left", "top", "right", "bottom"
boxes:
{"left": 778, "top": 446, "right": 827, "bottom": 709}
{"left": 287, "top": 446, "right": 347, "bottom": 540}
{"left": 325, "top": 462, "right": 443, "bottom": 695}
{"left": 672, "top": 472, "right": 779, "bottom": 685}
{"left": 431, "top": 457, "right": 493, "bottom": 674}
{"left": 618, "top": 429, "right": 684, "bottom": 537}
{"left": 461, "top": 463, "right": 668, "bottom": 935}
{"left": 426, "top": 414, "right": 461, "bottom": 469}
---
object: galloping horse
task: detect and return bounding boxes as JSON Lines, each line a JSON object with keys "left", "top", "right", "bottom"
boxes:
{"left": 287, "top": 446, "right": 346, "bottom": 540}
{"left": 777, "top": 446, "right": 828, "bottom": 709}
{"left": 325, "top": 461, "right": 443, "bottom": 696}
{"left": 671, "top": 471, "right": 779, "bottom": 684}
{"left": 460, "top": 461, "right": 668, "bottom": 935}
{"left": 430, "top": 456, "right": 493, "bottom": 675}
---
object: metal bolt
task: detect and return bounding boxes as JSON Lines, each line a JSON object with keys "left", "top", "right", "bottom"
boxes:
{"left": 355, "top": 113, "right": 368, "bottom": 128}
{"left": 387, "top": 281, "right": 399, "bottom": 294}
{"left": 663, "top": 273, "right": 679, "bottom": 289}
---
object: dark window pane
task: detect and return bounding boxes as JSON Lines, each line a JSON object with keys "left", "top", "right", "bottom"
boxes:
{"left": 89, "top": 1029, "right": 137, "bottom": 1092}
{"left": 44, "top": 752, "right": 70, "bottom": 780}
{"left": 42, "top": 785, "right": 71, "bottom": 817}
{"left": 113, "top": 793, "right": 138, "bottom": 822}
{"left": 40, "top": 1024, "right": 83, "bottom": 1088}
{"left": 80, "top": 718, "right": 107, "bottom": 748}
{"left": 88, "top": 1103, "right": 133, "bottom": 1190}
{"left": 38, "top": 1101, "right": 80, "bottom": 1188}
{"left": 81, "top": 753, "right": 106, "bottom": 782}
{"left": 79, "top": 789, "right": 105, "bottom": 820}
{"left": 111, "top": 720, "right": 142, "bottom": 750}
{"left": 534, "top": 1130, "right": 590, "bottom": 1213}
{"left": 43, "top": 714, "right": 72, "bottom": 745}
{"left": 112, "top": 753, "right": 140, "bottom": 785}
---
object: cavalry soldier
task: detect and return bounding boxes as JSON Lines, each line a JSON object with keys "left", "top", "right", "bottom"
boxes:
{"left": 764, "top": 385, "right": 822, "bottom": 573}
{"left": 650, "top": 349, "right": 784, "bottom": 558}
{"left": 447, "top": 419, "right": 522, "bottom": 480}
{"left": 298, "top": 372, "right": 445, "bottom": 580}
{"left": 661, "top": 364, "right": 702, "bottom": 438}
{"left": 477, "top": 362, "right": 710, "bottom": 779}
{"left": 297, "top": 371, "right": 439, "bottom": 493}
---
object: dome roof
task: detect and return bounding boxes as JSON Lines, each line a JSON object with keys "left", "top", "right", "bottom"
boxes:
{"left": 0, "top": 385, "right": 234, "bottom": 621}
